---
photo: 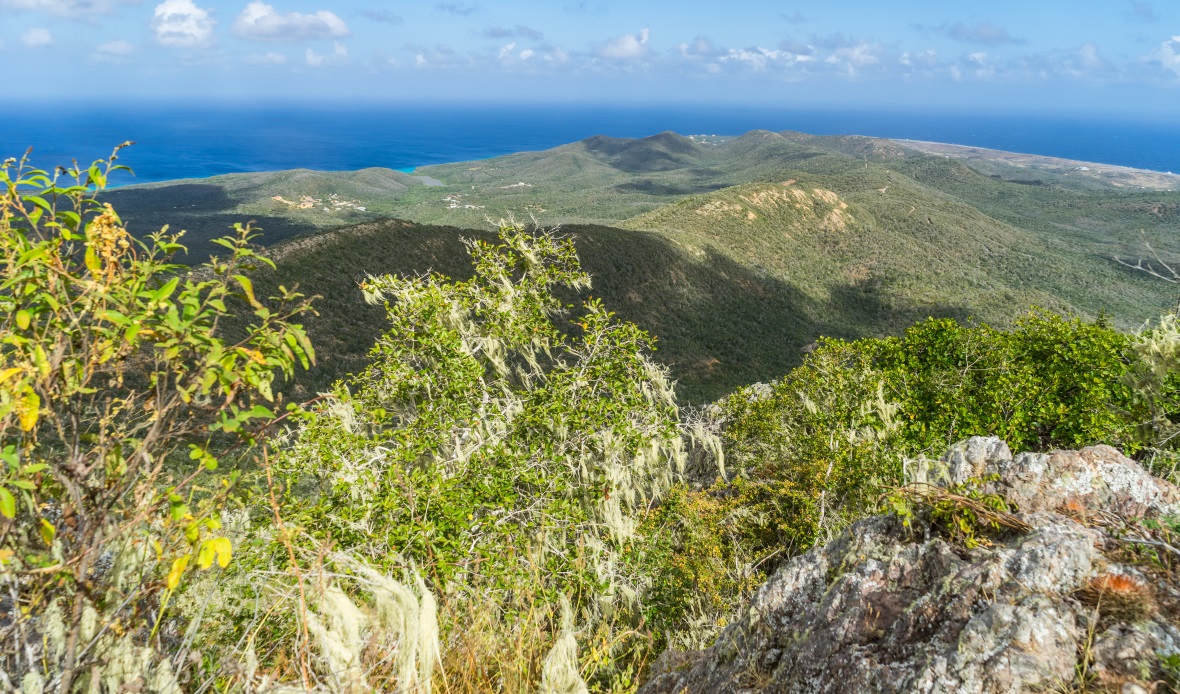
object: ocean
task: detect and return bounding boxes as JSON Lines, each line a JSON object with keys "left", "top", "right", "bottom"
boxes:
{"left": 2, "top": 103, "right": 1179, "bottom": 187}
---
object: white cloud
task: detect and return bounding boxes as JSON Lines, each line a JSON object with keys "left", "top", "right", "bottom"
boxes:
{"left": 90, "top": 38, "right": 134, "bottom": 62}
{"left": 1148, "top": 35, "right": 1180, "bottom": 76}
{"left": 678, "top": 35, "right": 718, "bottom": 60}
{"left": 233, "top": 1, "right": 349, "bottom": 42}
{"left": 599, "top": 27, "right": 649, "bottom": 59}
{"left": 824, "top": 41, "right": 882, "bottom": 75}
{"left": 152, "top": 0, "right": 215, "bottom": 47}
{"left": 20, "top": 27, "right": 53, "bottom": 47}
{"left": 0, "top": 0, "right": 134, "bottom": 18}
{"left": 519, "top": 48, "right": 534, "bottom": 60}
{"left": 496, "top": 41, "right": 515, "bottom": 61}
{"left": 305, "top": 40, "right": 346, "bottom": 66}
{"left": 899, "top": 49, "right": 939, "bottom": 69}
{"left": 962, "top": 51, "right": 995, "bottom": 78}
{"left": 246, "top": 50, "right": 286, "bottom": 64}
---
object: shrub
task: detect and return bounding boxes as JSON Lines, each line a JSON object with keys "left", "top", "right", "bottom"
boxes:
{"left": 0, "top": 147, "right": 314, "bottom": 691}
{"left": 714, "top": 312, "right": 1152, "bottom": 576}
{"left": 201, "top": 223, "right": 701, "bottom": 690}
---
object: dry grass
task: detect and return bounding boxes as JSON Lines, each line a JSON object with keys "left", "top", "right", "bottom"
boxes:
{"left": 1076, "top": 573, "right": 1157, "bottom": 623}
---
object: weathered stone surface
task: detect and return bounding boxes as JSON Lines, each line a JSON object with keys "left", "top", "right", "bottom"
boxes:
{"left": 993, "top": 445, "right": 1180, "bottom": 518}
{"left": 640, "top": 438, "right": 1180, "bottom": 694}
{"left": 1092, "top": 624, "right": 1160, "bottom": 680}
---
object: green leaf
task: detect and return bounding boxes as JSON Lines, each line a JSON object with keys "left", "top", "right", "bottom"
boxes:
{"left": 154, "top": 276, "right": 180, "bottom": 304}
{"left": 0, "top": 489, "right": 15, "bottom": 519}
{"left": 25, "top": 195, "right": 52, "bottom": 213}
{"left": 243, "top": 405, "right": 275, "bottom": 420}
{"left": 15, "top": 310, "right": 30, "bottom": 330}
{"left": 58, "top": 210, "right": 80, "bottom": 230}
{"left": 88, "top": 165, "right": 106, "bottom": 189}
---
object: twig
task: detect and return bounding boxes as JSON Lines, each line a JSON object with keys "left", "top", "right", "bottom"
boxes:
{"left": 1120, "top": 534, "right": 1180, "bottom": 559}
{"left": 261, "top": 445, "right": 312, "bottom": 690}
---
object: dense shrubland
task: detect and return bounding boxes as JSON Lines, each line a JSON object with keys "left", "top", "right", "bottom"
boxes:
{"left": 3, "top": 151, "right": 1180, "bottom": 693}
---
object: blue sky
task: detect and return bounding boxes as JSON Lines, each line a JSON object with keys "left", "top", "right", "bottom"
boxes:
{"left": 2, "top": 0, "right": 1179, "bottom": 113}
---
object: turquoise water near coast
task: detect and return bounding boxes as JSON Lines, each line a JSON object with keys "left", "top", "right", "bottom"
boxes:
{"left": 2, "top": 103, "right": 1178, "bottom": 185}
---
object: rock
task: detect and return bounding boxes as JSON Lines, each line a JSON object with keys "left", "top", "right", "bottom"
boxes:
{"left": 942, "top": 437, "right": 1012, "bottom": 485}
{"left": 640, "top": 438, "right": 1180, "bottom": 694}
{"left": 983, "top": 444, "right": 1180, "bottom": 518}
{"left": 1092, "top": 624, "right": 1159, "bottom": 680}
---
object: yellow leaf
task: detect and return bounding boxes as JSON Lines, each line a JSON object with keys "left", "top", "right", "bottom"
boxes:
{"left": 196, "top": 541, "right": 215, "bottom": 570}
{"left": 239, "top": 348, "right": 266, "bottom": 365}
{"left": 166, "top": 554, "right": 190, "bottom": 590}
{"left": 0, "top": 368, "right": 21, "bottom": 385}
{"left": 39, "top": 519, "right": 55, "bottom": 545}
{"left": 212, "top": 537, "right": 232, "bottom": 568}
{"left": 234, "top": 274, "right": 262, "bottom": 309}
{"left": 0, "top": 549, "right": 13, "bottom": 564}
{"left": 15, "top": 311, "right": 30, "bottom": 330}
{"left": 84, "top": 246, "right": 101, "bottom": 274}
{"left": 18, "top": 390, "right": 39, "bottom": 432}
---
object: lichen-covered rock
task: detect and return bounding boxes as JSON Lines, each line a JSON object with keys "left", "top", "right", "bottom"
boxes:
{"left": 640, "top": 438, "right": 1180, "bottom": 694}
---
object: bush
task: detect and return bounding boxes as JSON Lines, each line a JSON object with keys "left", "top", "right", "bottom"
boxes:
{"left": 714, "top": 312, "right": 1157, "bottom": 577}
{"left": 0, "top": 148, "right": 314, "bottom": 691}
{"left": 189, "top": 223, "right": 703, "bottom": 691}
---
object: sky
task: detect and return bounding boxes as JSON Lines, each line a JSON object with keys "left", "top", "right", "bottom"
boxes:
{"left": 2, "top": 0, "right": 1179, "bottom": 114}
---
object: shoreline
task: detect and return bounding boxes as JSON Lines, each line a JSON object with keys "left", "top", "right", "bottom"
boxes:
{"left": 893, "top": 138, "right": 1180, "bottom": 190}
{"left": 103, "top": 133, "right": 1180, "bottom": 193}
{"left": 894, "top": 138, "right": 1180, "bottom": 176}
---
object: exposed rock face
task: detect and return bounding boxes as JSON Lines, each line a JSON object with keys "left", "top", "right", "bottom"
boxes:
{"left": 640, "top": 438, "right": 1180, "bottom": 694}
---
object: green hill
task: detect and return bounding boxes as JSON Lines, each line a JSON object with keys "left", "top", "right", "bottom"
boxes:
{"left": 253, "top": 217, "right": 963, "bottom": 403}
{"left": 101, "top": 129, "right": 1180, "bottom": 400}
{"left": 102, "top": 167, "right": 427, "bottom": 259}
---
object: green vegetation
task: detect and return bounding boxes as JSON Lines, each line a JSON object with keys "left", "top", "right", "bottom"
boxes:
{"left": 4, "top": 146, "right": 1180, "bottom": 693}
{"left": 104, "top": 130, "right": 1179, "bottom": 403}
{"left": 0, "top": 148, "right": 315, "bottom": 692}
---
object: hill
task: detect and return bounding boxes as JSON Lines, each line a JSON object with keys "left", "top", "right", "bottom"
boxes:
{"left": 104, "top": 129, "right": 1180, "bottom": 400}
{"left": 254, "top": 219, "right": 880, "bottom": 403}
{"left": 102, "top": 167, "right": 427, "bottom": 259}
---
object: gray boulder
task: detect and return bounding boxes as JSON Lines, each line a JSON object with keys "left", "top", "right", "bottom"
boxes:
{"left": 640, "top": 437, "right": 1180, "bottom": 694}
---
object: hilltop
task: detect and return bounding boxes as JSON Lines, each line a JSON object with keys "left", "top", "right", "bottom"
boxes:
{"left": 105, "top": 130, "right": 1180, "bottom": 400}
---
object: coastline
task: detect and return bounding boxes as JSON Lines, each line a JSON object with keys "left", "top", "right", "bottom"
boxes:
{"left": 100, "top": 133, "right": 1180, "bottom": 193}
{"left": 893, "top": 138, "right": 1180, "bottom": 190}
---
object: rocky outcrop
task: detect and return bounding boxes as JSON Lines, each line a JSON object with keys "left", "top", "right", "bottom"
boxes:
{"left": 641, "top": 438, "right": 1180, "bottom": 694}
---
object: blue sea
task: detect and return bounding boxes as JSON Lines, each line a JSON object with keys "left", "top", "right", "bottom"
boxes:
{"left": 2, "top": 103, "right": 1179, "bottom": 186}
